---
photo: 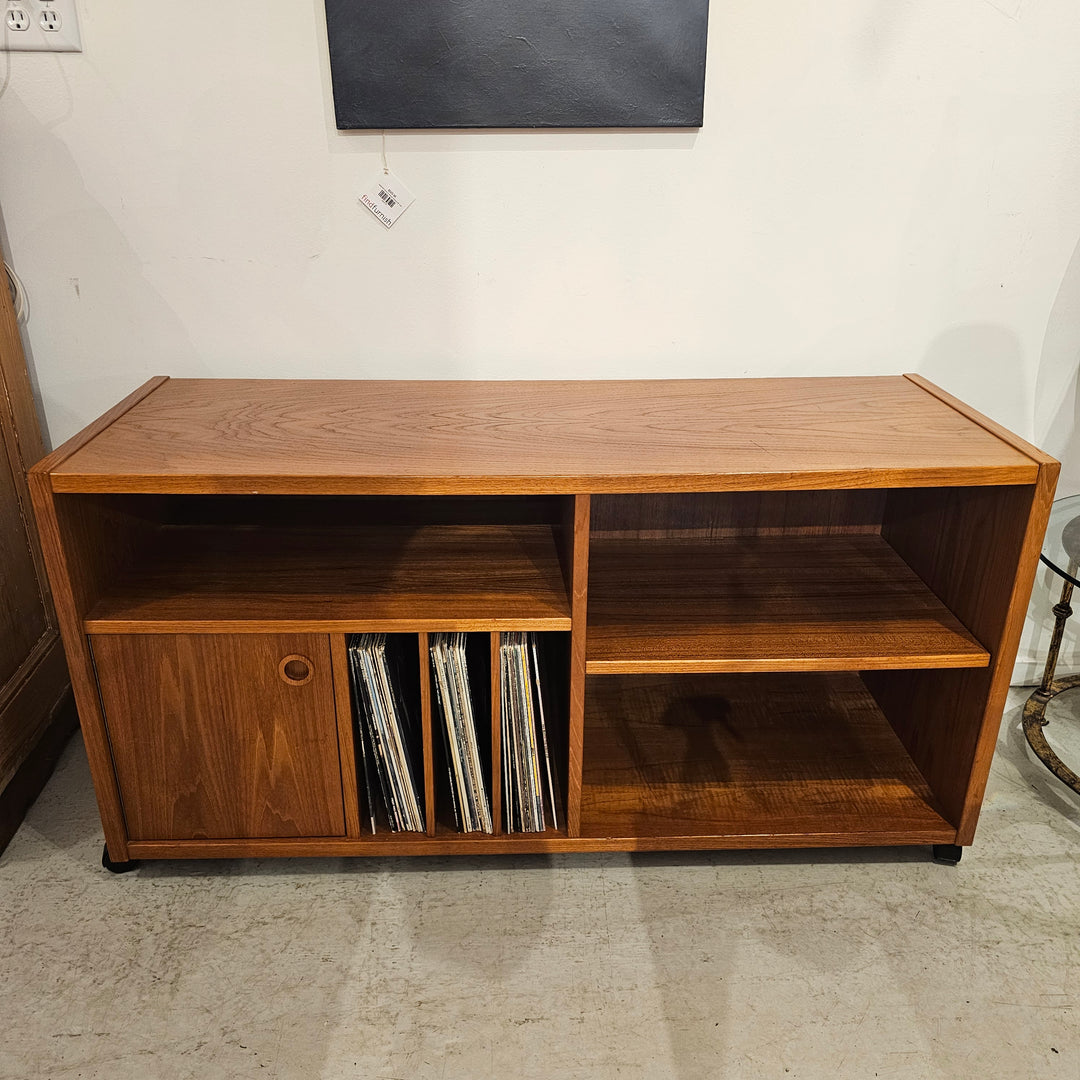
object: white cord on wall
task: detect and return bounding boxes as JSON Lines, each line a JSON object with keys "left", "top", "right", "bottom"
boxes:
{"left": 4, "top": 262, "right": 29, "bottom": 324}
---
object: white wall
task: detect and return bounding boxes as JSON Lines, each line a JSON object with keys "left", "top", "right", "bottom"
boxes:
{"left": 3, "top": 0, "right": 1080, "bottom": 678}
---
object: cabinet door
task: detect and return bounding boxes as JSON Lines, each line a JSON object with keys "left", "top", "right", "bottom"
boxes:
{"left": 91, "top": 633, "right": 345, "bottom": 840}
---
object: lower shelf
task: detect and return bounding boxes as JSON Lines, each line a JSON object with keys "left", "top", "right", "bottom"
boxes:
{"left": 579, "top": 671, "right": 955, "bottom": 844}
{"left": 124, "top": 829, "right": 956, "bottom": 858}
{"left": 120, "top": 670, "right": 958, "bottom": 857}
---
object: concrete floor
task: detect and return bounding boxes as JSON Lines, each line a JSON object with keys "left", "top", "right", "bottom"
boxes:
{"left": 1, "top": 686, "right": 1078, "bottom": 1080}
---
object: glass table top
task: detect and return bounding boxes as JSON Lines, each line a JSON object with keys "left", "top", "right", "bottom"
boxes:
{"left": 1040, "top": 493, "right": 1080, "bottom": 587}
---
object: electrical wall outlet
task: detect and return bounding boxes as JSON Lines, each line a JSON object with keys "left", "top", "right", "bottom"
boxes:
{"left": 1, "top": 0, "right": 81, "bottom": 51}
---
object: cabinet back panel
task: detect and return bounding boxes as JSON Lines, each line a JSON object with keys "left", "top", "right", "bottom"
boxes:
{"left": 161, "top": 494, "right": 568, "bottom": 529}
{"left": 591, "top": 490, "right": 886, "bottom": 539}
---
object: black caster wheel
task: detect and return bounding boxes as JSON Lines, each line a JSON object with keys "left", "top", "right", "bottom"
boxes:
{"left": 932, "top": 843, "right": 963, "bottom": 866}
{"left": 102, "top": 843, "right": 139, "bottom": 874}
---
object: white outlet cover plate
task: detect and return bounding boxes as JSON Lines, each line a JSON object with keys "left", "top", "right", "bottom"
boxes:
{"left": 2, "top": 0, "right": 82, "bottom": 51}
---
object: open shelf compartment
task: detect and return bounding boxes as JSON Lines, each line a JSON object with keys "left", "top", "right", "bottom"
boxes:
{"left": 339, "top": 629, "right": 571, "bottom": 842}
{"left": 586, "top": 490, "right": 991, "bottom": 674}
{"left": 492, "top": 630, "right": 570, "bottom": 838}
{"left": 78, "top": 494, "right": 573, "bottom": 633}
{"left": 579, "top": 671, "right": 956, "bottom": 845}
{"left": 587, "top": 533, "right": 989, "bottom": 673}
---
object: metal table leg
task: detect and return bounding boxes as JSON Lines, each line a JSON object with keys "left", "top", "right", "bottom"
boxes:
{"left": 1022, "top": 573, "right": 1080, "bottom": 794}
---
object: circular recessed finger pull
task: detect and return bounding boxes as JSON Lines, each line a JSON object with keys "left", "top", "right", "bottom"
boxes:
{"left": 279, "top": 655, "right": 314, "bottom": 686}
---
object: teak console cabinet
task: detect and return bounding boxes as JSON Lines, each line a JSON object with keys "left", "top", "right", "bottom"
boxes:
{"left": 28, "top": 376, "right": 1057, "bottom": 868}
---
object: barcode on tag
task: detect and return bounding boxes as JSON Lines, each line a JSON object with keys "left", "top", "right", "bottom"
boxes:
{"left": 360, "top": 170, "right": 415, "bottom": 229}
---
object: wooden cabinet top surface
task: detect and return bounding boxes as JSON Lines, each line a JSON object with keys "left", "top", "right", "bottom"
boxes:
{"left": 34, "top": 374, "right": 1049, "bottom": 494}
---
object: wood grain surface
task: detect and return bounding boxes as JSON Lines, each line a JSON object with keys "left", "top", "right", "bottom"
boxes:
{"left": 490, "top": 631, "right": 503, "bottom": 836}
{"left": 91, "top": 633, "right": 346, "bottom": 840}
{"left": 26, "top": 377, "right": 171, "bottom": 861}
{"left": 123, "top": 827, "right": 955, "bottom": 857}
{"left": 564, "top": 494, "right": 591, "bottom": 836}
{"left": 84, "top": 524, "right": 571, "bottom": 633}
{"left": 30, "top": 374, "right": 1056, "bottom": 861}
{"left": 870, "top": 471, "right": 1058, "bottom": 842}
{"left": 903, "top": 374, "right": 1060, "bottom": 468}
{"left": 579, "top": 672, "right": 954, "bottom": 842}
{"left": 587, "top": 534, "right": 989, "bottom": 673}
{"left": 47, "top": 377, "right": 1038, "bottom": 494}
{"left": 591, "top": 489, "right": 887, "bottom": 539}
{"left": 419, "top": 632, "right": 437, "bottom": 837}
{"left": 329, "top": 633, "right": 362, "bottom": 838}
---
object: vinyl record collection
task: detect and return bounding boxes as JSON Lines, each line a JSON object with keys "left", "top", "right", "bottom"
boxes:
{"left": 429, "top": 633, "right": 493, "bottom": 834}
{"left": 347, "top": 633, "right": 425, "bottom": 832}
{"left": 500, "top": 632, "right": 559, "bottom": 834}
{"left": 347, "top": 631, "right": 562, "bottom": 835}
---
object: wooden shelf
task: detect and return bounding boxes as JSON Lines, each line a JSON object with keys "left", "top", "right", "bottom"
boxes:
{"left": 125, "top": 832, "right": 583, "bottom": 858}
{"left": 586, "top": 534, "right": 990, "bottom": 673}
{"left": 85, "top": 524, "right": 571, "bottom": 633}
{"left": 579, "top": 672, "right": 955, "bottom": 844}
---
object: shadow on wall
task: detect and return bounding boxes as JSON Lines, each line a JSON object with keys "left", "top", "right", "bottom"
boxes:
{"left": 0, "top": 94, "right": 206, "bottom": 447}
{"left": 975, "top": 231, "right": 1080, "bottom": 685}
{"left": 1034, "top": 233, "right": 1080, "bottom": 499}
{"left": 1018, "top": 233, "right": 1080, "bottom": 682}
{"left": 918, "top": 323, "right": 1030, "bottom": 439}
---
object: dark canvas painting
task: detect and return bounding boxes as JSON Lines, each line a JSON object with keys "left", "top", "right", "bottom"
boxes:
{"left": 324, "top": 1, "right": 710, "bottom": 129}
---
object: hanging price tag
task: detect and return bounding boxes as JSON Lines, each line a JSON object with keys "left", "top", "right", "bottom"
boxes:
{"left": 359, "top": 170, "right": 416, "bottom": 229}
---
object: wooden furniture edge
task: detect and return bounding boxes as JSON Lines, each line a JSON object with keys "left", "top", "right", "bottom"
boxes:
{"left": 125, "top": 826, "right": 957, "bottom": 859}
{"left": 564, "top": 494, "right": 590, "bottom": 838}
{"left": 419, "top": 631, "right": 436, "bottom": 837}
{"left": 26, "top": 469, "right": 132, "bottom": 861}
{"left": 902, "top": 376, "right": 1060, "bottom": 843}
{"left": 329, "top": 634, "right": 362, "bottom": 838}
{"left": 47, "top": 465, "right": 1038, "bottom": 496}
{"left": 904, "top": 373, "right": 1058, "bottom": 468}
{"left": 956, "top": 458, "right": 1059, "bottom": 843}
{"left": 84, "top": 616, "right": 574, "bottom": 635}
{"left": 29, "top": 376, "right": 169, "bottom": 481}
{"left": 584, "top": 653, "right": 991, "bottom": 676}
{"left": 490, "top": 632, "right": 503, "bottom": 835}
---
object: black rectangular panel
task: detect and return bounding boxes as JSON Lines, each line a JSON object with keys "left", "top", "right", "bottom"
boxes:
{"left": 325, "top": 1, "right": 709, "bottom": 129}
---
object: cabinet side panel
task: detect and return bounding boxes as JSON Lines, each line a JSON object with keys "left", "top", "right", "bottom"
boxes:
{"left": 872, "top": 470, "right": 1057, "bottom": 837}
{"left": 330, "top": 634, "right": 362, "bottom": 838}
{"left": 490, "top": 632, "right": 503, "bottom": 835}
{"left": 91, "top": 633, "right": 346, "bottom": 840}
{"left": 565, "top": 494, "right": 590, "bottom": 837}
{"left": 418, "top": 632, "right": 436, "bottom": 836}
{"left": 27, "top": 476, "right": 132, "bottom": 859}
